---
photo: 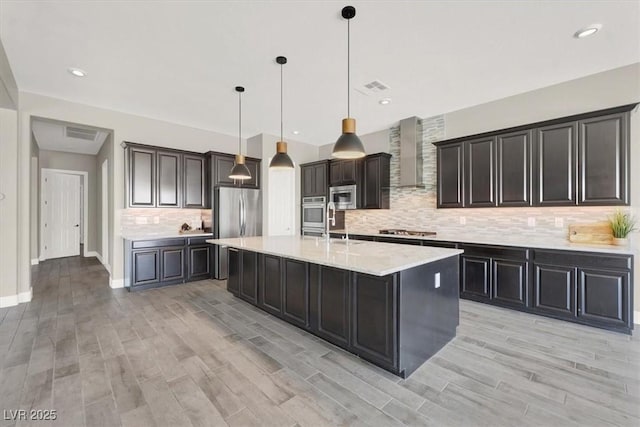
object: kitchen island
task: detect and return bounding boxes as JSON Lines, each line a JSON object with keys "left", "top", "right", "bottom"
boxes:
{"left": 207, "top": 236, "right": 463, "bottom": 378}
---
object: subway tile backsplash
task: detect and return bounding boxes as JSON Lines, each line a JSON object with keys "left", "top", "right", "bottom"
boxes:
{"left": 120, "top": 208, "right": 212, "bottom": 237}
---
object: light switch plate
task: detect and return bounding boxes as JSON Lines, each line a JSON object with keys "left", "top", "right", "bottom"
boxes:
{"left": 435, "top": 272, "right": 441, "bottom": 288}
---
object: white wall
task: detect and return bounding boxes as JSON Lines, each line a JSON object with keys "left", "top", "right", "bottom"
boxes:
{"left": 18, "top": 91, "right": 247, "bottom": 287}
{"left": 0, "top": 108, "right": 19, "bottom": 303}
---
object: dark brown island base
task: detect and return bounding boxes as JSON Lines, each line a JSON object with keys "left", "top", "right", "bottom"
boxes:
{"left": 208, "top": 236, "right": 463, "bottom": 378}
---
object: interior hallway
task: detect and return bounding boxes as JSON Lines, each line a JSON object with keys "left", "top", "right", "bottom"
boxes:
{"left": 0, "top": 256, "right": 639, "bottom": 426}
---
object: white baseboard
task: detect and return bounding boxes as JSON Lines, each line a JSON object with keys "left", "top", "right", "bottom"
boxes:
{"left": 110, "top": 278, "right": 124, "bottom": 289}
{"left": 85, "top": 251, "right": 99, "bottom": 258}
{"left": 0, "top": 294, "right": 18, "bottom": 308}
{"left": 31, "top": 259, "right": 39, "bottom": 265}
{"left": 92, "top": 252, "right": 111, "bottom": 274}
{"left": 18, "top": 288, "right": 32, "bottom": 303}
{"left": 0, "top": 288, "right": 32, "bottom": 308}
{"left": 635, "top": 311, "right": 640, "bottom": 325}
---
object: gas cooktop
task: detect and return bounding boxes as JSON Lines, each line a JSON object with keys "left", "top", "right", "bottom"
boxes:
{"left": 379, "top": 229, "right": 437, "bottom": 237}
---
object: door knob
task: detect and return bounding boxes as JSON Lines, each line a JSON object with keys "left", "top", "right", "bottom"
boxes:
{"left": 74, "top": 224, "right": 79, "bottom": 227}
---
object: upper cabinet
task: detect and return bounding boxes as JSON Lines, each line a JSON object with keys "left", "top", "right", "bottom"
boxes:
{"left": 363, "top": 153, "right": 391, "bottom": 209}
{"left": 301, "top": 160, "right": 329, "bottom": 198}
{"left": 125, "top": 143, "right": 210, "bottom": 209}
{"left": 434, "top": 104, "right": 635, "bottom": 209}
{"left": 210, "top": 152, "right": 260, "bottom": 189}
{"left": 578, "top": 112, "right": 628, "bottom": 205}
{"left": 330, "top": 159, "right": 362, "bottom": 187}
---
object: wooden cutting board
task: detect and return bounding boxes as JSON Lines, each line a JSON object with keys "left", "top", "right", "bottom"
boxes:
{"left": 568, "top": 222, "right": 613, "bottom": 244}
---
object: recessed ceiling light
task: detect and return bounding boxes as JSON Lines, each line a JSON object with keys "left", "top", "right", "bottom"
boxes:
{"left": 292, "top": 130, "right": 300, "bottom": 135}
{"left": 379, "top": 98, "right": 392, "bottom": 105}
{"left": 574, "top": 24, "right": 602, "bottom": 39}
{"left": 68, "top": 67, "right": 87, "bottom": 77}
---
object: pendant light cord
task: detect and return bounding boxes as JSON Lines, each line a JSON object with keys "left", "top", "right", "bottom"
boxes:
{"left": 238, "top": 91, "right": 242, "bottom": 154}
{"left": 347, "top": 17, "right": 350, "bottom": 118}
{"left": 280, "top": 62, "right": 284, "bottom": 141}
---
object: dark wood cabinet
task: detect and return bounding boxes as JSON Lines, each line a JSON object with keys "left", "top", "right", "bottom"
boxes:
{"left": 227, "top": 247, "right": 240, "bottom": 295}
{"left": 243, "top": 158, "right": 261, "bottom": 189}
{"left": 183, "top": 154, "right": 207, "bottom": 208}
{"left": 578, "top": 268, "right": 629, "bottom": 327}
{"left": 157, "top": 151, "right": 181, "bottom": 207}
{"left": 282, "top": 259, "right": 309, "bottom": 328}
{"left": 437, "top": 142, "right": 464, "bottom": 208}
{"left": 497, "top": 130, "right": 531, "bottom": 206}
{"left": 259, "top": 254, "right": 283, "bottom": 316}
{"left": 534, "top": 122, "right": 577, "bottom": 206}
{"left": 578, "top": 113, "right": 628, "bottom": 205}
{"left": 316, "top": 267, "right": 350, "bottom": 348}
{"left": 301, "top": 161, "right": 329, "bottom": 198}
{"left": 132, "top": 250, "right": 160, "bottom": 286}
{"left": 492, "top": 259, "right": 527, "bottom": 307}
{"left": 240, "top": 250, "right": 258, "bottom": 304}
{"left": 363, "top": 153, "right": 391, "bottom": 209}
{"left": 330, "top": 159, "right": 361, "bottom": 187}
{"left": 126, "top": 143, "right": 210, "bottom": 208}
{"left": 434, "top": 104, "right": 635, "bottom": 209}
{"left": 461, "top": 256, "right": 491, "bottom": 300}
{"left": 128, "top": 147, "right": 156, "bottom": 207}
{"left": 188, "top": 246, "right": 211, "bottom": 281}
{"left": 351, "top": 273, "right": 397, "bottom": 370}
{"left": 160, "top": 248, "right": 185, "bottom": 282}
{"left": 465, "top": 137, "right": 496, "bottom": 207}
{"left": 532, "top": 263, "right": 577, "bottom": 319}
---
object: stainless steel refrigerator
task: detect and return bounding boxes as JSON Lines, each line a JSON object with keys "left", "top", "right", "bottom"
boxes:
{"left": 213, "top": 187, "right": 262, "bottom": 279}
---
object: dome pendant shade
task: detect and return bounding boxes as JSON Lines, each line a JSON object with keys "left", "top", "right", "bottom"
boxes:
{"left": 332, "top": 118, "right": 365, "bottom": 159}
{"left": 269, "top": 141, "right": 294, "bottom": 169}
{"left": 229, "top": 154, "right": 252, "bottom": 180}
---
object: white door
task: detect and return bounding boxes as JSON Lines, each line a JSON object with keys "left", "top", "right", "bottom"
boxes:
{"left": 45, "top": 172, "right": 81, "bottom": 258}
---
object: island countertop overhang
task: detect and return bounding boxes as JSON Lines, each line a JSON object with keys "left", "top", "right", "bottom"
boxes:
{"left": 206, "top": 236, "right": 463, "bottom": 276}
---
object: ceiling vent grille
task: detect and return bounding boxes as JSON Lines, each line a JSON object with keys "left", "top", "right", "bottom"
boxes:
{"left": 66, "top": 126, "right": 98, "bottom": 141}
{"left": 355, "top": 80, "right": 390, "bottom": 96}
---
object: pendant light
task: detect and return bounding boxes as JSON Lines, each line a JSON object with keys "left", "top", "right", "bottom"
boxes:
{"left": 229, "top": 86, "right": 252, "bottom": 180}
{"left": 332, "top": 5, "right": 365, "bottom": 159}
{"left": 269, "top": 56, "right": 295, "bottom": 169}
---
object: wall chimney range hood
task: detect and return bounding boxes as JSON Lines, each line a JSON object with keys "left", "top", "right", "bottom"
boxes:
{"left": 398, "top": 116, "right": 424, "bottom": 187}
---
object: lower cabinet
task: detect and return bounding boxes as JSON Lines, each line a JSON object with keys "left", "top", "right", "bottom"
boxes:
{"left": 227, "top": 247, "right": 240, "bottom": 295}
{"left": 532, "top": 263, "right": 577, "bottom": 319}
{"left": 578, "top": 269, "right": 630, "bottom": 328}
{"left": 259, "top": 254, "right": 283, "bottom": 316}
{"left": 351, "top": 273, "right": 397, "bottom": 370}
{"left": 126, "top": 237, "right": 214, "bottom": 290}
{"left": 461, "top": 256, "right": 491, "bottom": 300}
{"left": 240, "top": 250, "right": 258, "bottom": 304}
{"left": 283, "top": 259, "right": 309, "bottom": 328}
{"left": 315, "top": 267, "right": 350, "bottom": 348}
{"left": 492, "top": 259, "right": 528, "bottom": 307}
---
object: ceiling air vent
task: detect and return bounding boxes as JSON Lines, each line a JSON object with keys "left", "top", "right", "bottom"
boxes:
{"left": 66, "top": 126, "right": 98, "bottom": 141}
{"left": 355, "top": 79, "right": 390, "bottom": 96}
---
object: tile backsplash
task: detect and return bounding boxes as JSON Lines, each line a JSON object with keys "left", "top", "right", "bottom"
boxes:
{"left": 120, "top": 208, "right": 212, "bottom": 237}
{"left": 345, "top": 114, "right": 629, "bottom": 241}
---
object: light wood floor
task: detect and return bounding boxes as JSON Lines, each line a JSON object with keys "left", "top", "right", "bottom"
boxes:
{"left": 1, "top": 256, "right": 639, "bottom": 427}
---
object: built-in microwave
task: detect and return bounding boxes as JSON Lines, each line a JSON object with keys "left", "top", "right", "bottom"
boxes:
{"left": 329, "top": 185, "right": 357, "bottom": 210}
{"left": 302, "top": 196, "right": 326, "bottom": 230}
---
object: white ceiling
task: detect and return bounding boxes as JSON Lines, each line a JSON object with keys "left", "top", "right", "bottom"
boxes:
{"left": 32, "top": 118, "right": 110, "bottom": 155}
{"left": 2, "top": 1, "right": 639, "bottom": 146}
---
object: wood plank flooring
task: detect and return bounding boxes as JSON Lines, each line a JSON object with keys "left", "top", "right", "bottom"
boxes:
{"left": 0, "top": 256, "right": 638, "bottom": 426}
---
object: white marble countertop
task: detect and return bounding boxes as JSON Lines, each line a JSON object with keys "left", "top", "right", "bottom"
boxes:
{"left": 330, "top": 230, "right": 635, "bottom": 255}
{"left": 123, "top": 232, "right": 213, "bottom": 241}
{"left": 207, "top": 236, "right": 463, "bottom": 276}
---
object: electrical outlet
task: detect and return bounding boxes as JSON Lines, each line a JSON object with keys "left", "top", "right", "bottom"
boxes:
{"left": 555, "top": 217, "right": 564, "bottom": 228}
{"left": 435, "top": 272, "right": 441, "bottom": 289}
{"left": 459, "top": 216, "right": 466, "bottom": 225}
{"left": 528, "top": 217, "right": 536, "bottom": 227}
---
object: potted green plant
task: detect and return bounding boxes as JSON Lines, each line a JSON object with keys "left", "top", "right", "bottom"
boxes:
{"left": 609, "top": 210, "right": 636, "bottom": 246}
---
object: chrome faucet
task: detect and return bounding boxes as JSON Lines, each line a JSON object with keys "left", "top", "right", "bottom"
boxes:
{"left": 325, "top": 201, "right": 336, "bottom": 242}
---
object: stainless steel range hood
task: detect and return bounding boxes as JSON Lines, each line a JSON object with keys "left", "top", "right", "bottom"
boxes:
{"left": 398, "top": 116, "right": 424, "bottom": 187}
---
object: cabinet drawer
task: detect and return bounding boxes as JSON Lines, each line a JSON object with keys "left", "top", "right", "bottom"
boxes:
{"left": 533, "top": 250, "right": 632, "bottom": 270}
{"left": 132, "top": 238, "right": 186, "bottom": 249}
{"left": 460, "top": 244, "right": 529, "bottom": 261}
